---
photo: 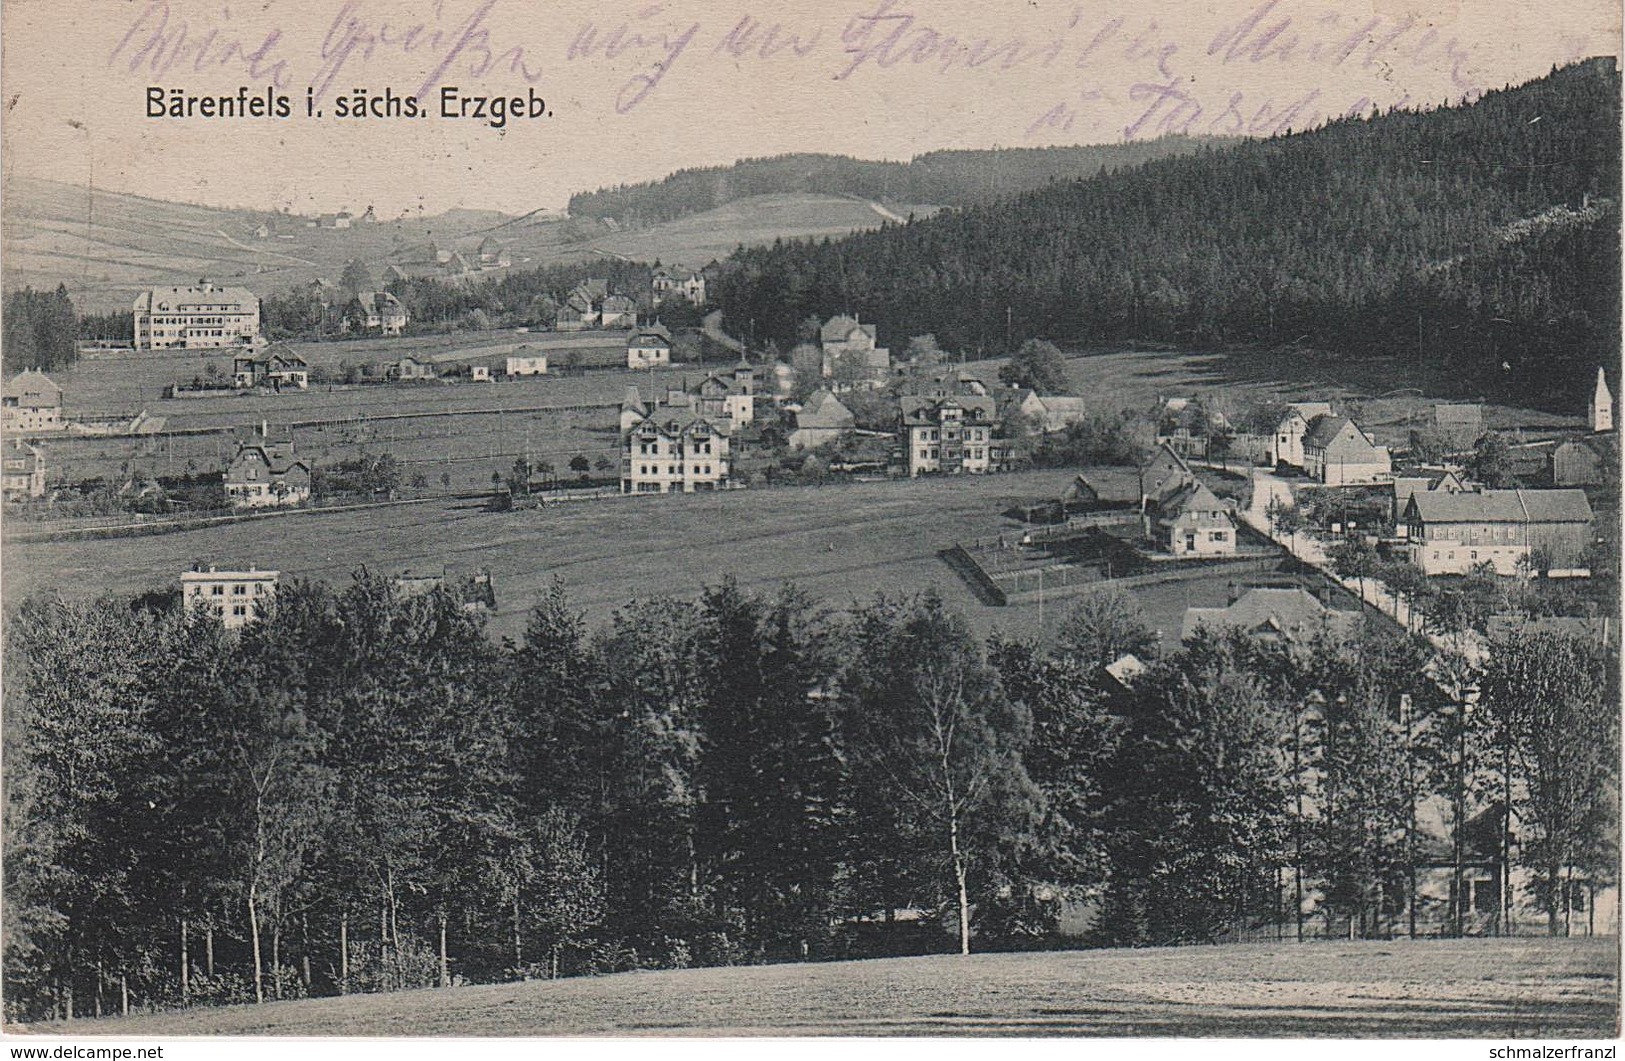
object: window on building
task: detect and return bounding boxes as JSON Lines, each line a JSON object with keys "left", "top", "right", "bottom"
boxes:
{"left": 232, "top": 605, "right": 248, "bottom": 617}
{"left": 212, "top": 585, "right": 225, "bottom": 596}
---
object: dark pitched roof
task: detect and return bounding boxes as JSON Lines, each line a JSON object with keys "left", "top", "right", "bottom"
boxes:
{"left": 1182, "top": 587, "right": 1357, "bottom": 643}
{"left": 899, "top": 394, "right": 996, "bottom": 425}
{"left": 1410, "top": 488, "right": 1594, "bottom": 524}
{"left": 1303, "top": 414, "right": 1353, "bottom": 449}
{"left": 796, "top": 389, "right": 855, "bottom": 431}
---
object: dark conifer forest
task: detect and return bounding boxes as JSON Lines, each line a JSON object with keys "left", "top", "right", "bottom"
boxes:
{"left": 566, "top": 138, "right": 1231, "bottom": 224}
{"left": 711, "top": 60, "right": 1621, "bottom": 408}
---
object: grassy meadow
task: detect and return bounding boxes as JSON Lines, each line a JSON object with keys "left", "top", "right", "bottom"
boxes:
{"left": 42, "top": 938, "right": 1619, "bottom": 1037}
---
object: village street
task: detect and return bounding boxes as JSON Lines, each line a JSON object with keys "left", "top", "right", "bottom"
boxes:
{"left": 1243, "top": 468, "right": 1487, "bottom": 661}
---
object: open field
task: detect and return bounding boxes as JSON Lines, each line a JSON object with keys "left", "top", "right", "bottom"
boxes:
{"left": 4, "top": 469, "right": 1087, "bottom": 642}
{"left": 42, "top": 938, "right": 1618, "bottom": 1037}
{"left": 572, "top": 193, "right": 942, "bottom": 265}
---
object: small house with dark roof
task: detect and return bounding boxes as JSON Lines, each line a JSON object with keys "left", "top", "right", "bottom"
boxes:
{"left": 1153, "top": 479, "right": 1237, "bottom": 556}
{"left": 789, "top": 389, "right": 855, "bottom": 451}
{"left": 3, "top": 370, "right": 64, "bottom": 433}
{"left": 385, "top": 355, "right": 437, "bottom": 381}
{"left": 1268, "top": 401, "right": 1334, "bottom": 467}
{"left": 2, "top": 438, "right": 46, "bottom": 500}
{"left": 1302, "top": 415, "right": 1391, "bottom": 486}
{"left": 232, "top": 345, "right": 310, "bottom": 390}
{"left": 627, "top": 324, "right": 673, "bottom": 368}
{"left": 1182, "top": 586, "right": 1358, "bottom": 644}
{"left": 819, "top": 314, "right": 891, "bottom": 390}
{"left": 1139, "top": 443, "right": 1197, "bottom": 508}
{"left": 1392, "top": 470, "right": 1469, "bottom": 524}
{"left": 600, "top": 294, "right": 637, "bottom": 328}
{"left": 343, "top": 291, "right": 408, "bottom": 336}
{"left": 225, "top": 426, "right": 311, "bottom": 508}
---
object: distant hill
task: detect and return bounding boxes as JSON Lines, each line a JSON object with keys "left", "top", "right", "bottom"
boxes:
{"left": 712, "top": 59, "right": 1621, "bottom": 409}
{"left": 0, "top": 178, "right": 514, "bottom": 313}
{"left": 2, "top": 179, "right": 941, "bottom": 314}
{"left": 566, "top": 138, "right": 1232, "bottom": 226}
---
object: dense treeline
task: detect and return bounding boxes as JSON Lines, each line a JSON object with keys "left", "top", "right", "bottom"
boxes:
{"left": 566, "top": 140, "right": 1229, "bottom": 226}
{"left": 3, "top": 285, "right": 78, "bottom": 371}
{"left": 4, "top": 575, "right": 1616, "bottom": 1022}
{"left": 260, "top": 260, "right": 661, "bottom": 340}
{"left": 711, "top": 60, "right": 1621, "bottom": 409}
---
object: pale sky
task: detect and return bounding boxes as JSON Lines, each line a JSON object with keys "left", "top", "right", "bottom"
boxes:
{"left": 2, "top": 0, "right": 1618, "bottom": 216}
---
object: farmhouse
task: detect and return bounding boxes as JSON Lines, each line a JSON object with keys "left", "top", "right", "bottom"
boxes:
{"left": 1301, "top": 415, "right": 1391, "bottom": 486}
{"left": 621, "top": 412, "right": 731, "bottom": 494}
{"left": 224, "top": 426, "right": 311, "bottom": 508}
{"left": 1268, "top": 401, "right": 1334, "bottom": 468}
{"left": 3, "top": 370, "right": 64, "bottom": 433}
{"left": 1139, "top": 443, "right": 1197, "bottom": 507}
{"left": 133, "top": 283, "right": 260, "bottom": 350}
{"left": 627, "top": 325, "right": 673, "bottom": 369}
{"left": 233, "top": 345, "right": 310, "bottom": 390}
{"left": 1392, "top": 470, "right": 1469, "bottom": 524}
{"left": 1060, "top": 470, "right": 1141, "bottom": 511}
{"left": 788, "top": 388, "right": 855, "bottom": 451}
{"left": 385, "top": 356, "right": 437, "bottom": 381}
{"left": 692, "top": 361, "right": 756, "bottom": 425}
{"left": 1551, "top": 434, "right": 1616, "bottom": 487}
{"left": 1015, "top": 391, "right": 1088, "bottom": 433}
{"left": 181, "top": 564, "right": 278, "bottom": 629}
{"left": 900, "top": 394, "right": 998, "bottom": 477}
{"left": 653, "top": 266, "right": 707, "bottom": 305}
{"left": 1182, "top": 586, "right": 1358, "bottom": 644}
{"left": 2, "top": 439, "right": 46, "bottom": 500}
{"left": 556, "top": 300, "right": 592, "bottom": 331}
{"left": 505, "top": 353, "right": 549, "bottom": 377}
{"left": 1433, "top": 404, "right": 1485, "bottom": 451}
{"left": 1403, "top": 488, "right": 1595, "bottom": 576}
{"left": 1155, "top": 397, "right": 1224, "bottom": 458}
{"left": 600, "top": 294, "right": 637, "bottom": 328}
{"left": 819, "top": 314, "right": 891, "bottom": 390}
{"left": 343, "top": 291, "right": 408, "bottom": 336}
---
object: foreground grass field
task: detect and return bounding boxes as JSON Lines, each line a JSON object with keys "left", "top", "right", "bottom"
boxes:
{"left": 49, "top": 939, "right": 1618, "bottom": 1037}
{"left": 3, "top": 469, "right": 1081, "bottom": 641}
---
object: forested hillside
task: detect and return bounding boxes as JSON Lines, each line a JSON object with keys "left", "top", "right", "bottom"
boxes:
{"left": 711, "top": 59, "right": 1620, "bottom": 408}
{"left": 566, "top": 138, "right": 1229, "bottom": 224}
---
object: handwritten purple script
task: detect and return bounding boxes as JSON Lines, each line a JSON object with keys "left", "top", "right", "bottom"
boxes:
{"left": 105, "top": 0, "right": 1487, "bottom": 126}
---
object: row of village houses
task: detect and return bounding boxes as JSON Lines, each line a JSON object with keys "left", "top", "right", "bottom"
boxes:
{"left": 127, "top": 267, "right": 707, "bottom": 351}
